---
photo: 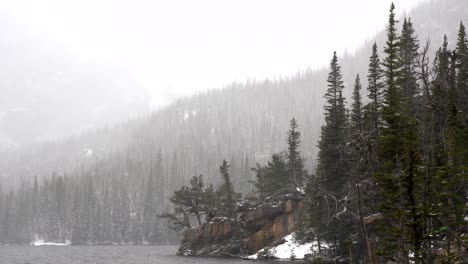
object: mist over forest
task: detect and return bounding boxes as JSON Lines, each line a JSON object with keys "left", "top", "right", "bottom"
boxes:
{"left": 0, "top": 0, "right": 467, "bottom": 263}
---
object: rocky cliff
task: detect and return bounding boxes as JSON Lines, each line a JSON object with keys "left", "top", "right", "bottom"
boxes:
{"left": 177, "top": 193, "right": 304, "bottom": 257}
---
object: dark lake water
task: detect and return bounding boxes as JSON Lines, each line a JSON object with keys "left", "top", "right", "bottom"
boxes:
{"left": 0, "top": 245, "right": 302, "bottom": 264}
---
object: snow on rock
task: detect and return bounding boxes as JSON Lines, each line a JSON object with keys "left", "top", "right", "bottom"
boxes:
{"left": 249, "top": 232, "right": 328, "bottom": 260}
{"left": 296, "top": 187, "right": 305, "bottom": 194}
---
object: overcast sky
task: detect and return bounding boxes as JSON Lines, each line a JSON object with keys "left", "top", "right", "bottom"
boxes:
{"left": 2, "top": 0, "right": 426, "bottom": 108}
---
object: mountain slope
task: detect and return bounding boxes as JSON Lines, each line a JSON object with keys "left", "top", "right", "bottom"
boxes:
{"left": 1, "top": 0, "right": 467, "bottom": 192}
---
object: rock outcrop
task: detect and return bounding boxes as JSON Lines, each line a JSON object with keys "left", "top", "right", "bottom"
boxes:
{"left": 177, "top": 193, "right": 304, "bottom": 257}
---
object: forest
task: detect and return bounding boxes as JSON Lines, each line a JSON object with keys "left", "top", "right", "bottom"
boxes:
{"left": 0, "top": 1, "right": 467, "bottom": 263}
{"left": 163, "top": 5, "right": 468, "bottom": 262}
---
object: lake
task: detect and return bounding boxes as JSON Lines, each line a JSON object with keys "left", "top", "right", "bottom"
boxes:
{"left": 0, "top": 245, "right": 303, "bottom": 264}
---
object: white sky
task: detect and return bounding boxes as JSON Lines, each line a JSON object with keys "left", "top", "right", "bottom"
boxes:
{"left": 3, "top": 0, "right": 426, "bottom": 108}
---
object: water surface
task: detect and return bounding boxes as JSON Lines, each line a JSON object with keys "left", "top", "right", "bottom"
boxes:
{"left": 0, "top": 245, "right": 301, "bottom": 264}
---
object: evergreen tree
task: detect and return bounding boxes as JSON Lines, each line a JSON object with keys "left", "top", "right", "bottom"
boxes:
{"left": 286, "top": 118, "right": 305, "bottom": 190}
{"left": 376, "top": 3, "right": 406, "bottom": 260}
{"left": 382, "top": 3, "right": 400, "bottom": 94}
{"left": 200, "top": 183, "right": 217, "bottom": 222}
{"left": 379, "top": 2, "right": 404, "bottom": 165}
{"left": 456, "top": 21, "right": 468, "bottom": 124}
{"left": 365, "top": 43, "right": 384, "bottom": 131}
{"left": 32, "top": 176, "right": 39, "bottom": 236}
{"left": 297, "top": 175, "right": 327, "bottom": 256}
{"left": 317, "top": 51, "right": 348, "bottom": 193}
{"left": 252, "top": 153, "right": 289, "bottom": 199}
{"left": 159, "top": 207, "right": 192, "bottom": 232}
{"left": 71, "top": 186, "right": 85, "bottom": 245}
{"left": 351, "top": 74, "right": 363, "bottom": 135}
{"left": 433, "top": 49, "right": 468, "bottom": 261}
{"left": 376, "top": 5, "right": 428, "bottom": 262}
{"left": 348, "top": 74, "right": 380, "bottom": 262}
{"left": 431, "top": 35, "right": 451, "bottom": 166}
{"left": 143, "top": 170, "right": 156, "bottom": 242}
{"left": 301, "top": 52, "right": 351, "bottom": 260}
{"left": 216, "top": 160, "right": 241, "bottom": 220}
{"left": 398, "top": 18, "right": 420, "bottom": 113}
{"left": 166, "top": 175, "right": 205, "bottom": 227}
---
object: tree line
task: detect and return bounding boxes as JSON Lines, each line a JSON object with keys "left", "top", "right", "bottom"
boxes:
{"left": 0, "top": 154, "right": 178, "bottom": 245}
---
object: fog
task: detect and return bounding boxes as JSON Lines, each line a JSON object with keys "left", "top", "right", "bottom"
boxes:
{"left": 0, "top": 0, "right": 426, "bottom": 146}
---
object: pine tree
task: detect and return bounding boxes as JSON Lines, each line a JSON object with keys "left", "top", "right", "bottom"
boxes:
{"left": 433, "top": 49, "right": 468, "bottom": 260}
{"left": 200, "top": 183, "right": 217, "bottom": 222}
{"left": 365, "top": 43, "right": 384, "bottom": 131}
{"left": 286, "top": 118, "right": 305, "bottom": 190}
{"left": 317, "top": 51, "right": 348, "bottom": 193}
{"left": 398, "top": 17, "right": 426, "bottom": 261}
{"left": 216, "top": 160, "right": 241, "bottom": 220}
{"left": 379, "top": 2, "right": 404, "bottom": 165}
{"left": 351, "top": 74, "right": 363, "bottom": 135}
{"left": 304, "top": 51, "right": 351, "bottom": 260}
{"left": 297, "top": 175, "right": 326, "bottom": 255}
{"left": 166, "top": 175, "right": 205, "bottom": 227}
{"left": 376, "top": 6, "right": 429, "bottom": 262}
{"left": 382, "top": 3, "right": 400, "bottom": 93}
{"left": 32, "top": 176, "right": 39, "bottom": 235}
{"left": 431, "top": 35, "right": 451, "bottom": 166}
{"left": 159, "top": 207, "right": 192, "bottom": 232}
{"left": 71, "top": 186, "right": 85, "bottom": 245}
{"left": 143, "top": 170, "right": 156, "bottom": 242}
{"left": 216, "top": 160, "right": 244, "bottom": 254}
{"left": 349, "top": 73, "right": 379, "bottom": 261}
{"left": 346, "top": 77, "right": 373, "bottom": 261}
{"left": 375, "top": 3, "right": 409, "bottom": 261}
{"left": 252, "top": 153, "right": 289, "bottom": 199}
{"left": 456, "top": 21, "right": 468, "bottom": 124}
{"left": 399, "top": 18, "right": 420, "bottom": 114}
{"left": 363, "top": 43, "right": 385, "bottom": 183}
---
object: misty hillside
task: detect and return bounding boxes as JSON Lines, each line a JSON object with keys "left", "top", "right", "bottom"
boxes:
{"left": 0, "top": 6, "right": 149, "bottom": 147}
{"left": 1, "top": 0, "right": 467, "bottom": 193}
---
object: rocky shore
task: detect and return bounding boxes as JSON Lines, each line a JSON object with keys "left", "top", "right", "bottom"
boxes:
{"left": 177, "top": 193, "right": 305, "bottom": 259}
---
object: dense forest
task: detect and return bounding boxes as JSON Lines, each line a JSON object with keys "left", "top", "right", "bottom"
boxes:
{"left": 162, "top": 4, "right": 468, "bottom": 262}
{"left": 0, "top": 1, "right": 467, "bottom": 262}
{"left": 295, "top": 5, "right": 468, "bottom": 261}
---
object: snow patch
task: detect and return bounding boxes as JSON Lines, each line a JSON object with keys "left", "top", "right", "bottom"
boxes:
{"left": 32, "top": 239, "right": 70, "bottom": 246}
{"left": 249, "top": 232, "right": 329, "bottom": 260}
{"left": 296, "top": 187, "right": 305, "bottom": 194}
{"left": 84, "top": 148, "right": 93, "bottom": 158}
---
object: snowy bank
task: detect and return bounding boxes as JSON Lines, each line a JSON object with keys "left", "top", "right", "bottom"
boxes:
{"left": 248, "top": 233, "right": 328, "bottom": 260}
{"left": 32, "top": 239, "right": 71, "bottom": 246}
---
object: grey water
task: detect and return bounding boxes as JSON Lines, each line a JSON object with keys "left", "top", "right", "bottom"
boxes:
{"left": 0, "top": 245, "right": 302, "bottom": 264}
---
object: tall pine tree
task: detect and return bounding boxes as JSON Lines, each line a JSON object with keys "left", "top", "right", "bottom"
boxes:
{"left": 286, "top": 118, "right": 305, "bottom": 190}
{"left": 317, "top": 51, "right": 348, "bottom": 193}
